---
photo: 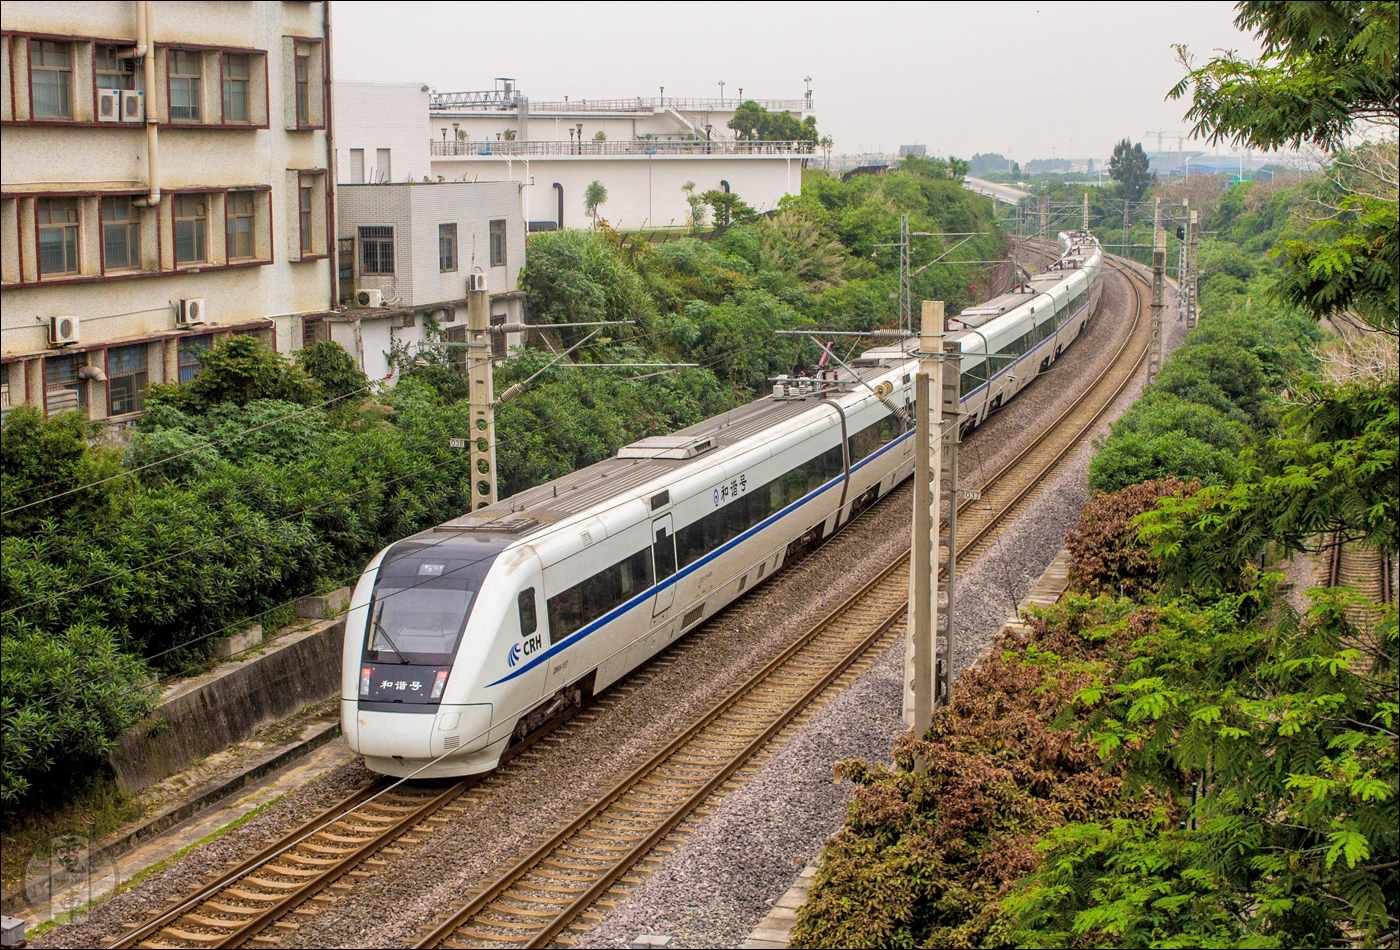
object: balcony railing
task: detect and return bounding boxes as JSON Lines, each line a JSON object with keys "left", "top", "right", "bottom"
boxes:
{"left": 429, "top": 139, "right": 816, "bottom": 157}
{"left": 429, "top": 94, "right": 810, "bottom": 114}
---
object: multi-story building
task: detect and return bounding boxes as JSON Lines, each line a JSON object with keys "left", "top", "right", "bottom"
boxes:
{"left": 1, "top": 1, "right": 335, "bottom": 421}
{"left": 335, "top": 79, "right": 814, "bottom": 232}
{"left": 334, "top": 178, "right": 526, "bottom": 381}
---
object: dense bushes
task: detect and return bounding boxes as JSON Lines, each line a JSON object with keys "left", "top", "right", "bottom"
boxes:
{"left": 1088, "top": 279, "right": 1322, "bottom": 494}
{"left": 1, "top": 620, "right": 156, "bottom": 805}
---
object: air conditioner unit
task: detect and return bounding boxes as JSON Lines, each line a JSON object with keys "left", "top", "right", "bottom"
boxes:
{"left": 467, "top": 273, "right": 487, "bottom": 293}
{"left": 355, "top": 288, "right": 383, "bottom": 308}
{"left": 98, "top": 89, "right": 122, "bottom": 122}
{"left": 178, "top": 297, "right": 206, "bottom": 325}
{"left": 121, "top": 90, "right": 145, "bottom": 123}
{"left": 49, "top": 314, "right": 80, "bottom": 346}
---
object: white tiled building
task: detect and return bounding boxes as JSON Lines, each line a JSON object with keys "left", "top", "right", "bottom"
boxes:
{"left": 1, "top": 1, "right": 335, "bottom": 422}
{"left": 334, "top": 180, "right": 526, "bottom": 382}
{"left": 335, "top": 80, "right": 814, "bottom": 232}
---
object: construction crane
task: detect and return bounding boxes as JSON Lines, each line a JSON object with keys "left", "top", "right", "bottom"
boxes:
{"left": 1145, "top": 129, "right": 1187, "bottom": 171}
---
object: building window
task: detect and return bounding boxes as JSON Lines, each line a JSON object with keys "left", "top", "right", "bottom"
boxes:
{"left": 375, "top": 148, "right": 391, "bottom": 183}
{"left": 1, "top": 363, "right": 10, "bottom": 415}
{"left": 444, "top": 325, "right": 467, "bottom": 372}
{"left": 227, "top": 191, "right": 255, "bottom": 260}
{"left": 349, "top": 149, "right": 365, "bottom": 184}
{"left": 439, "top": 223, "right": 457, "bottom": 272}
{"left": 170, "top": 49, "right": 202, "bottom": 121}
{"left": 37, "top": 197, "right": 80, "bottom": 277}
{"left": 299, "top": 182, "right": 314, "bottom": 254}
{"left": 45, "top": 353, "right": 85, "bottom": 415}
{"left": 295, "top": 43, "right": 312, "bottom": 126}
{"left": 489, "top": 219, "right": 506, "bottom": 267}
{"left": 223, "top": 53, "right": 250, "bottom": 121}
{"left": 96, "top": 46, "right": 136, "bottom": 90}
{"left": 31, "top": 40, "right": 73, "bottom": 118}
{"left": 107, "top": 344, "right": 148, "bottom": 415}
{"left": 303, "top": 317, "right": 328, "bottom": 348}
{"left": 102, "top": 196, "right": 142, "bottom": 271}
{"left": 174, "top": 193, "right": 208, "bottom": 264}
{"left": 358, "top": 226, "right": 394, "bottom": 275}
{"left": 179, "top": 334, "right": 212, "bottom": 383}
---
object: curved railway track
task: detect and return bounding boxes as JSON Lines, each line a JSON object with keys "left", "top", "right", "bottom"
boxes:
{"left": 412, "top": 254, "right": 1155, "bottom": 949}
{"left": 112, "top": 250, "right": 1152, "bottom": 950}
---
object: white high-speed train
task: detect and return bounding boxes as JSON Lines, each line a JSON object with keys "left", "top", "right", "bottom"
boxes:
{"left": 341, "top": 232, "right": 1104, "bottom": 778}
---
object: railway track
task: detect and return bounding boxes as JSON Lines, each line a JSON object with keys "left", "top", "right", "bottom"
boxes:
{"left": 412, "top": 256, "right": 1154, "bottom": 949}
{"left": 112, "top": 251, "right": 1151, "bottom": 950}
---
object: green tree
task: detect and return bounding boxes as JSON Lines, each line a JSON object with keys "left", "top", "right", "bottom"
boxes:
{"left": 0, "top": 407, "right": 126, "bottom": 536}
{"left": 583, "top": 179, "right": 608, "bottom": 226}
{"left": 145, "top": 335, "right": 320, "bottom": 413}
{"left": 1109, "top": 138, "right": 1154, "bottom": 201}
{"left": 701, "top": 190, "right": 757, "bottom": 231}
{"left": 1, "top": 619, "right": 158, "bottom": 804}
{"left": 294, "top": 340, "right": 370, "bottom": 399}
{"left": 681, "top": 181, "right": 707, "bottom": 233}
{"left": 1170, "top": 0, "right": 1399, "bottom": 331}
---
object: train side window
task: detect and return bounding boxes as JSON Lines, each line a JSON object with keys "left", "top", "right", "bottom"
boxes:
{"left": 518, "top": 588, "right": 537, "bottom": 637}
{"left": 654, "top": 522, "right": 677, "bottom": 581}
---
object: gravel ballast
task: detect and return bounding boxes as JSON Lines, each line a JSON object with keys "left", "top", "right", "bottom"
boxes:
{"left": 578, "top": 268, "right": 1188, "bottom": 949}
{"left": 37, "top": 261, "right": 1178, "bottom": 950}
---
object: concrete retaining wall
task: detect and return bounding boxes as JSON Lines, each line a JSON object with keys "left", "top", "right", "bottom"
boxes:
{"left": 111, "top": 618, "right": 344, "bottom": 792}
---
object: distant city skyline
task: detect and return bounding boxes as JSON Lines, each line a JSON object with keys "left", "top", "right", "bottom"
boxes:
{"left": 332, "top": 0, "right": 1261, "bottom": 162}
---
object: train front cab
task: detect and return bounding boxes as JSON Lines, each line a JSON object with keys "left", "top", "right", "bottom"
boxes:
{"left": 341, "top": 535, "right": 531, "bottom": 779}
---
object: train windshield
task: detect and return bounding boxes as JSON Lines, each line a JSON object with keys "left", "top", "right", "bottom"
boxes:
{"left": 364, "top": 540, "right": 505, "bottom": 664}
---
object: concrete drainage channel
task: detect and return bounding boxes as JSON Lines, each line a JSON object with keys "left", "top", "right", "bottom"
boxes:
{"left": 0, "top": 589, "right": 354, "bottom": 941}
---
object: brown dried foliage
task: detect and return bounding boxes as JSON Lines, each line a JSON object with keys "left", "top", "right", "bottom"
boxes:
{"left": 1066, "top": 478, "right": 1199, "bottom": 597}
{"left": 789, "top": 601, "right": 1167, "bottom": 949}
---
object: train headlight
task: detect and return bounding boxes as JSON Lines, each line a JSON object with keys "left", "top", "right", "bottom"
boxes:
{"left": 360, "top": 667, "right": 372, "bottom": 697}
{"left": 429, "top": 669, "right": 449, "bottom": 700}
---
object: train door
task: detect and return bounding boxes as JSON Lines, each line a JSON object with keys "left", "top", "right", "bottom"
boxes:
{"left": 651, "top": 514, "right": 677, "bottom": 616}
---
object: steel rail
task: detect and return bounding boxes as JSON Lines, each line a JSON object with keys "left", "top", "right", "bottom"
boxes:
{"left": 414, "top": 251, "right": 1153, "bottom": 949}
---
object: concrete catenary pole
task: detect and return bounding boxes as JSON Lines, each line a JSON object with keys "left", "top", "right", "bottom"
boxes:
{"left": 1187, "top": 209, "right": 1200, "bottom": 330}
{"left": 1038, "top": 194, "right": 1048, "bottom": 239}
{"left": 467, "top": 281, "right": 498, "bottom": 507}
{"left": 905, "top": 301, "right": 944, "bottom": 738}
{"left": 935, "top": 334, "right": 959, "bottom": 707}
{"left": 1147, "top": 229, "right": 1167, "bottom": 385}
{"left": 905, "top": 300, "right": 958, "bottom": 750}
{"left": 1082, "top": 192, "right": 1090, "bottom": 231}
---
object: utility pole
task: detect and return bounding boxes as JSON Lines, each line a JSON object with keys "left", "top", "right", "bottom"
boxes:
{"left": 1186, "top": 209, "right": 1199, "bottom": 330}
{"left": 1121, "top": 198, "right": 1130, "bottom": 259}
{"left": 1154, "top": 196, "right": 1161, "bottom": 231}
{"left": 899, "top": 214, "right": 912, "bottom": 336}
{"left": 905, "top": 300, "right": 959, "bottom": 749}
{"left": 1177, "top": 198, "right": 1189, "bottom": 320}
{"left": 1082, "top": 192, "right": 1089, "bottom": 231}
{"left": 1147, "top": 228, "right": 1166, "bottom": 385}
{"left": 1037, "top": 193, "right": 1047, "bottom": 239}
{"left": 466, "top": 279, "right": 498, "bottom": 508}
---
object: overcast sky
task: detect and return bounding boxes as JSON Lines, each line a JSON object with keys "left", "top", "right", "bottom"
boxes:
{"left": 333, "top": 0, "right": 1261, "bottom": 162}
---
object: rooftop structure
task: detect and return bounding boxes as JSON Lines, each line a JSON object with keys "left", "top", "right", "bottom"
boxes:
{"left": 336, "top": 80, "right": 815, "bottom": 231}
